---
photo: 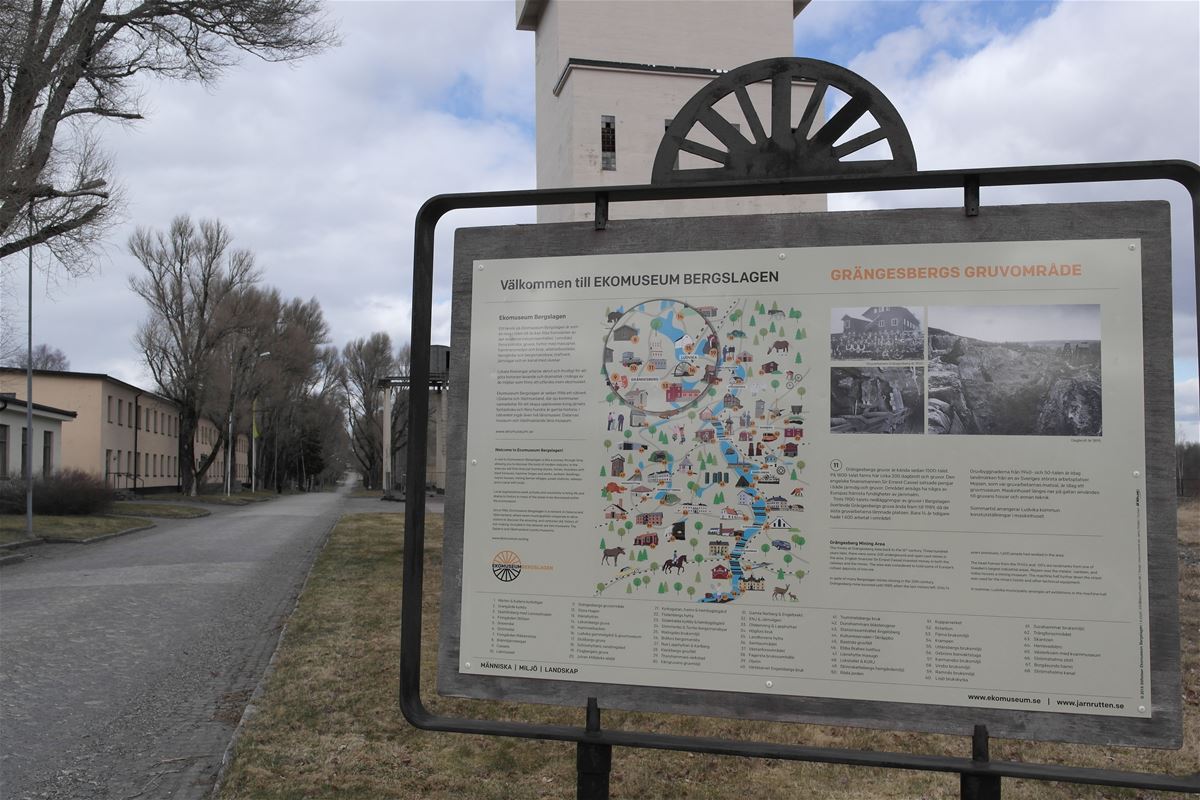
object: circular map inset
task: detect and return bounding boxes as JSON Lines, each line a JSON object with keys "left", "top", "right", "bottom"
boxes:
{"left": 603, "top": 299, "right": 721, "bottom": 417}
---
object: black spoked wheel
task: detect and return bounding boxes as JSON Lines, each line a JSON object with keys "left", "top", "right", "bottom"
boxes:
{"left": 652, "top": 57, "right": 916, "bottom": 184}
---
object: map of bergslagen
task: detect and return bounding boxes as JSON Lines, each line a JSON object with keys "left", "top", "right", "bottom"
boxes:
{"left": 595, "top": 297, "right": 812, "bottom": 605}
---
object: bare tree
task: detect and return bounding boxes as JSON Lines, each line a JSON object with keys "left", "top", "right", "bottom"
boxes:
{"left": 129, "top": 215, "right": 259, "bottom": 494}
{"left": 341, "top": 332, "right": 395, "bottom": 489}
{"left": 7, "top": 342, "right": 70, "bottom": 370}
{"left": 0, "top": 1, "right": 336, "bottom": 265}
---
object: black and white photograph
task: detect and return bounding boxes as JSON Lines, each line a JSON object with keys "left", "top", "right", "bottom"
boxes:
{"left": 830, "top": 306, "right": 925, "bottom": 361}
{"left": 830, "top": 366, "right": 925, "bottom": 434}
{"left": 927, "top": 305, "right": 1102, "bottom": 436}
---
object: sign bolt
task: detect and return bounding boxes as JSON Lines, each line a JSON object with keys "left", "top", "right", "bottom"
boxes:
{"left": 465, "top": 662, "right": 472, "bottom": 668}
{"left": 778, "top": 252, "right": 787, "bottom": 260}
{"left": 1133, "top": 470, "right": 1140, "bottom": 477}
{"left": 765, "top": 680, "right": 774, "bottom": 688}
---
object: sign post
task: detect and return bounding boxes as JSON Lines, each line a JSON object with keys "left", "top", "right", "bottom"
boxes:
{"left": 401, "top": 58, "right": 1199, "bottom": 798}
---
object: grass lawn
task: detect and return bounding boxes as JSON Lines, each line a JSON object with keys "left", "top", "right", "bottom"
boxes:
{"left": 217, "top": 505, "right": 1199, "bottom": 800}
{"left": 0, "top": 514, "right": 149, "bottom": 544}
{"left": 113, "top": 502, "right": 211, "bottom": 519}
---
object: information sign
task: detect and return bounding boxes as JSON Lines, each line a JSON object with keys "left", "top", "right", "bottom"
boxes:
{"left": 437, "top": 202, "right": 1180, "bottom": 746}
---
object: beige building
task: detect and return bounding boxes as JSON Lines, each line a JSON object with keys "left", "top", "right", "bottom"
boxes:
{"left": 0, "top": 369, "right": 248, "bottom": 491}
{"left": 517, "top": 0, "right": 826, "bottom": 222}
{"left": 0, "top": 396, "right": 74, "bottom": 480}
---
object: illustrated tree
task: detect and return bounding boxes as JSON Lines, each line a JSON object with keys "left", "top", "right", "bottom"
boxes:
{"left": 674, "top": 581, "right": 683, "bottom": 594}
{"left": 596, "top": 582, "right": 605, "bottom": 594}
{"left": 600, "top": 465, "right": 607, "bottom": 477}
{"left": 791, "top": 534, "right": 805, "bottom": 547}
{"left": 687, "top": 585, "right": 696, "bottom": 598}
{"left": 777, "top": 568, "right": 785, "bottom": 580}
{"left": 689, "top": 537, "right": 698, "bottom": 549}
{"left": 638, "top": 549, "right": 648, "bottom": 562}
{"left": 761, "top": 543, "right": 771, "bottom": 553}
{"left": 694, "top": 554, "right": 704, "bottom": 563}
{"left": 0, "top": 2, "right": 335, "bottom": 266}
{"left": 599, "top": 538, "right": 607, "bottom": 551}
{"left": 626, "top": 584, "right": 633, "bottom": 594}
{"left": 783, "top": 554, "right": 793, "bottom": 564}
{"left": 658, "top": 582, "right": 667, "bottom": 594}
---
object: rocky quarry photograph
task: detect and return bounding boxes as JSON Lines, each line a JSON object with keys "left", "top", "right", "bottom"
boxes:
{"left": 830, "top": 366, "right": 925, "bottom": 434}
{"left": 926, "top": 305, "right": 1102, "bottom": 436}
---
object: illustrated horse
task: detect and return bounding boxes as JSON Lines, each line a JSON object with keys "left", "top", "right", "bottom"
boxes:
{"left": 768, "top": 339, "right": 790, "bottom": 354}
{"left": 662, "top": 554, "right": 688, "bottom": 574}
{"left": 772, "top": 584, "right": 790, "bottom": 600}
{"left": 601, "top": 546, "right": 626, "bottom": 566}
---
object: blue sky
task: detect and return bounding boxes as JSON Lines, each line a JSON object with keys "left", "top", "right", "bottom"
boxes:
{"left": 2, "top": 0, "right": 1196, "bottom": 438}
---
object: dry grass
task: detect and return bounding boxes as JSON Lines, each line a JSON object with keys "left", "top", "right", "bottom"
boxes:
{"left": 112, "top": 502, "right": 210, "bottom": 519}
{"left": 218, "top": 506, "right": 1199, "bottom": 800}
{"left": 0, "top": 514, "right": 147, "bottom": 543}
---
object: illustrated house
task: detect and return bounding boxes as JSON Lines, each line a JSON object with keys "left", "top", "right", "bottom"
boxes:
{"left": 722, "top": 392, "right": 742, "bottom": 409}
{"left": 625, "top": 389, "right": 647, "bottom": 407}
{"left": 670, "top": 520, "right": 687, "bottom": 539}
{"left": 711, "top": 564, "right": 731, "bottom": 580}
{"left": 610, "top": 455, "right": 626, "bottom": 476}
{"left": 743, "top": 575, "right": 765, "bottom": 591}
{"left": 766, "top": 495, "right": 787, "bottom": 510}
{"left": 675, "top": 333, "right": 694, "bottom": 348}
{"left": 634, "top": 532, "right": 660, "bottom": 547}
{"left": 761, "top": 361, "right": 779, "bottom": 374}
{"left": 613, "top": 324, "right": 639, "bottom": 341}
{"left": 709, "top": 539, "right": 729, "bottom": 557}
{"left": 767, "top": 517, "right": 792, "bottom": 529}
{"left": 784, "top": 427, "right": 802, "bottom": 439}
{"left": 604, "top": 503, "right": 627, "bottom": 519}
{"left": 636, "top": 511, "right": 664, "bottom": 525}
{"left": 632, "top": 484, "right": 654, "bottom": 496}
{"left": 696, "top": 306, "right": 718, "bottom": 318}
{"left": 782, "top": 442, "right": 799, "bottom": 457}
{"left": 721, "top": 506, "right": 741, "bottom": 520}
{"left": 755, "top": 399, "right": 766, "bottom": 418}
{"left": 677, "top": 454, "right": 693, "bottom": 472}
{"left": 604, "top": 347, "right": 614, "bottom": 363}
{"left": 737, "top": 489, "right": 755, "bottom": 505}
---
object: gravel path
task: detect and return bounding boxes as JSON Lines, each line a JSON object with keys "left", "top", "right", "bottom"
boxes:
{"left": 0, "top": 488, "right": 348, "bottom": 800}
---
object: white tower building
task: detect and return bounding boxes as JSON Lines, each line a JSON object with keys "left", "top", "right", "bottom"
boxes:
{"left": 516, "top": 0, "right": 827, "bottom": 222}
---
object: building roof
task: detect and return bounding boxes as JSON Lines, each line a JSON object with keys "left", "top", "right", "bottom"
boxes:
{"left": 0, "top": 367, "right": 172, "bottom": 404}
{"left": 516, "top": 0, "right": 809, "bottom": 31}
{"left": 0, "top": 395, "right": 78, "bottom": 419}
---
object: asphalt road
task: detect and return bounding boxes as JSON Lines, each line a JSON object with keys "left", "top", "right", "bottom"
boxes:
{"left": 0, "top": 487, "right": 353, "bottom": 800}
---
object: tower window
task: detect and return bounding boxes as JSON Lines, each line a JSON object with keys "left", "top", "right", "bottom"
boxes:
{"left": 601, "top": 115, "right": 616, "bottom": 170}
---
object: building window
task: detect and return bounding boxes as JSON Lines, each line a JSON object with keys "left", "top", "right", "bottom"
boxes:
{"left": 106, "top": 449, "right": 112, "bottom": 480}
{"left": 118, "top": 398, "right": 124, "bottom": 425}
{"left": 137, "top": 407, "right": 142, "bottom": 430}
{"left": 145, "top": 453, "right": 149, "bottom": 476}
{"left": 128, "top": 404, "right": 134, "bottom": 427}
{"left": 107, "top": 396, "right": 114, "bottom": 423}
{"left": 20, "top": 427, "right": 28, "bottom": 477}
{"left": 601, "top": 115, "right": 616, "bottom": 170}
{"left": 153, "top": 410, "right": 158, "bottom": 433}
{"left": 0, "top": 424, "right": 8, "bottom": 478}
{"left": 127, "top": 451, "right": 133, "bottom": 475}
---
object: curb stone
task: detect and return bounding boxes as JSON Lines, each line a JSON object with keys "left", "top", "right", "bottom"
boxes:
{"left": 0, "top": 551, "right": 30, "bottom": 566}
{"left": 40, "top": 520, "right": 157, "bottom": 544}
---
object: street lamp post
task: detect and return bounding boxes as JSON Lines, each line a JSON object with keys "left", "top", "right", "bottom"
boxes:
{"left": 226, "top": 350, "right": 271, "bottom": 496}
{"left": 251, "top": 351, "right": 270, "bottom": 492}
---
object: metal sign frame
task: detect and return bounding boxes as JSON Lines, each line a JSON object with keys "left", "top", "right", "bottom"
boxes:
{"left": 402, "top": 160, "right": 1200, "bottom": 797}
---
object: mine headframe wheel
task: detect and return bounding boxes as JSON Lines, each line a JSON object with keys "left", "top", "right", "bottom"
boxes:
{"left": 652, "top": 57, "right": 917, "bottom": 185}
